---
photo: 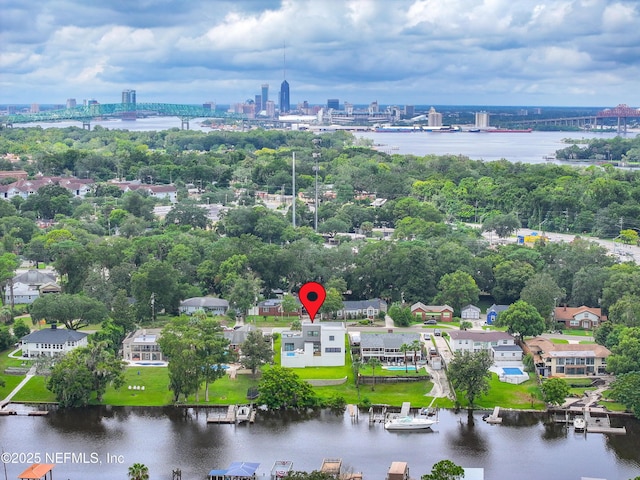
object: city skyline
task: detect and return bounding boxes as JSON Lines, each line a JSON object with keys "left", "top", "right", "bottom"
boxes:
{"left": 1, "top": 0, "right": 639, "bottom": 107}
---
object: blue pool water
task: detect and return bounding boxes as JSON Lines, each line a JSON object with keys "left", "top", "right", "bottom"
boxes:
{"left": 502, "top": 367, "right": 524, "bottom": 375}
{"left": 384, "top": 366, "right": 418, "bottom": 371}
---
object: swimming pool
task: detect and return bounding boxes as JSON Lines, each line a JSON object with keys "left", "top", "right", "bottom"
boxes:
{"left": 502, "top": 367, "right": 524, "bottom": 375}
{"left": 384, "top": 366, "right": 418, "bottom": 371}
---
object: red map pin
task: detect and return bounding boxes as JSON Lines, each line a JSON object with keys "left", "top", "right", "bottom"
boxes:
{"left": 299, "top": 282, "right": 326, "bottom": 323}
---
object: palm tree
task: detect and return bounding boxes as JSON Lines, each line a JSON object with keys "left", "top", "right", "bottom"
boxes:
{"left": 128, "top": 463, "right": 149, "bottom": 480}
{"left": 352, "top": 356, "right": 363, "bottom": 397}
{"left": 411, "top": 339, "right": 422, "bottom": 371}
{"left": 367, "top": 357, "right": 382, "bottom": 391}
{"left": 400, "top": 343, "right": 411, "bottom": 373}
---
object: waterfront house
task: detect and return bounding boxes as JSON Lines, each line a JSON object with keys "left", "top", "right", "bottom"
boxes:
{"left": 553, "top": 305, "right": 606, "bottom": 330}
{"left": 281, "top": 321, "right": 346, "bottom": 368}
{"left": 410, "top": 303, "right": 454, "bottom": 322}
{"left": 122, "top": 328, "right": 165, "bottom": 362}
{"left": 461, "top": 304, "right": 481, "bottom": 320}
{"left": 486, "top": 304, "right": 510, "bottom": 325}
{"left": 525, "top": 336, "right": 611, "bottom": 377}
{"left": 360, "top": 332, "right": 423, "bottom": 363}
{"left": 336, "top": 299, "right": 387, "bottom": 320}
{"left": 20, "top": 324, "right": 88, "bottom": 358}
{"left": 448, "top": 330, "right": 518, "bottom": 355}
{"left": 179, "top": 297, "right": 229, "bottom": 316}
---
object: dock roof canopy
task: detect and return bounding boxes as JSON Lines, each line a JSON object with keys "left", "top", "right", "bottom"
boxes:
{"left": 18, "top": 463, "right": 55, "bottom": 479}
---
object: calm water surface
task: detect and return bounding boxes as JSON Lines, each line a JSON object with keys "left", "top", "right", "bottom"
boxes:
{"left": 1, "top": 406, "right": 638, "bottom": 480}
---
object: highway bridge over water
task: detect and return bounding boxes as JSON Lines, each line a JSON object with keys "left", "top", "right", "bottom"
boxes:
{"left": 1, "top": 103, "right": 245, "bottom": 130}
{"left": 513, "top": 104, "right": 640, "bottom": 133}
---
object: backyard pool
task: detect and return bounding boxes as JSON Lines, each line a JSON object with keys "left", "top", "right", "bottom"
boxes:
{"left": 383, "top": 366, "right": 418, "bottom": 371}
{"left": 502, "top": 367, "right": 524, "bottom": 375}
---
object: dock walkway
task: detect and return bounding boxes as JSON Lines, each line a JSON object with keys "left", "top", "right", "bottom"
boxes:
{"left": 206, "top": 405, "right": 256, "bottom": 424}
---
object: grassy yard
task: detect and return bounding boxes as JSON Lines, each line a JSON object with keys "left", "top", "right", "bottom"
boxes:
{"left": 11, "top": 376, "right": 56, "bottom": 403}
{"left": 456, "top": 373, "right": 546, "bottom": 410}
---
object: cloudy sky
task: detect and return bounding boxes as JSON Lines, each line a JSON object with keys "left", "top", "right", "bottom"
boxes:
{"left": 1, "top": 0, "right": 639, "bottom": 107}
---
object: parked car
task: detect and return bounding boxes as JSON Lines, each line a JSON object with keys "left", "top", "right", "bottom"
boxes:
{"left": 434, "top": 329, "right": 442, "bottom": 336}
{"left": 423, "top": 319, "right": 437, "bottom": 325}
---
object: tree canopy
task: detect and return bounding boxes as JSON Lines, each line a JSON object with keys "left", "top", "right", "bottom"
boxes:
{"left": 447, "top": 350, "right": 493, "bottom": 408}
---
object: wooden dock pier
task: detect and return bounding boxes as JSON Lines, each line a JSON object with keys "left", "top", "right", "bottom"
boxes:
{"left": 207, "top": 405, "right": 257, "bottom": 424}
{"left": 553, "top": 408, "right": 626, "bottom": 435}
{"left": 368, "top": 405, "right": 387, "bottom": 424}
{"left": 484, "top": 406, "right": 503, "bottom": 424}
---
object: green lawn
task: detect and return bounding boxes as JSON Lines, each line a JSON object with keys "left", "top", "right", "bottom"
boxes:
{"left": 11, "top": 376, "right": 56, "bottom": 403}
{"left": 101, "top": 367, "right": 174, "bottom": 406}
{"left": 456, "top": 373, "right": 546, "bottom": 410}
{"left": 549, "top": 338, "right": 569, "bottom": 344}
{"left": 0, "top": 375, "right": 24, "bottom": 399}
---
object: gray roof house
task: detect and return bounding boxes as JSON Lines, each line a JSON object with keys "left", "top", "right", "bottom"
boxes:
{"left": 360, "top": 332, "right": 423, "bottom": 363}
{"left": 4, "top": 270, "right": 60, "bottom": 305}
{"left": 20, "top": 324, "right": 88, "bottom": 358}
{"left": 179, "top": 297, "right": 229, "bottom": 315}
{"left": 461, "top": 304, "right": 481, "bottom": 320}
{"left": 337, "top": 299, "right": 387, "bottom": 319}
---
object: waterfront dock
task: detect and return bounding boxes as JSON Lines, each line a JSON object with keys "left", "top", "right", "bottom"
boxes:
{"left": 553, "top": 408, "right": 626, "bottom": 435}
{"left": 207, "top": 405, "right": 256, "bottom": 424}
{"left": 484, "top": 406, "right": 503, "bottom": 424}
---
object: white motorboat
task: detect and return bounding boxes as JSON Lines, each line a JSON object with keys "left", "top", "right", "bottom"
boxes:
{"left": 573, "top": 416, "right": 586, "bottom": 431}
{"left": 384, "top": 415, "right": 437, "bottom": 431}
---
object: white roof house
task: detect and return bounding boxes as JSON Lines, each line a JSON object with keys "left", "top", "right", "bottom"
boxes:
{"left": 449, "top": 331, "right": 516, "bottom": 354}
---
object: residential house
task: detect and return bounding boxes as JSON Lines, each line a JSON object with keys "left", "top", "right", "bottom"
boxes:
{"left": 0, "top": 176, "right": 94, "bottom": 201}
{"left": 281, "top": 321, "right": 346, "bottom": 368}
{"left": 113, "top": 181, "right": 178, "bottom": 203}
{"left": 20, "top": 324, "right": 88, "bottom": 358}
{"left": 448, "top": 330, "right": 518, "bottom": 355}
{"left": 386, "top": 462, "right": 410, "bottom": 480}
{"left": 486, "top": 304, "right": 510, "bottom": 325}
{"left": 255, "top": 298, "right": 300, "bottom": 317}
{"left": 4, "top": 270, "right": 60, "bottom": 305}
{"left": 122, "top": 328, "right": 165, "bottom": 362}
{"left": 337, "top": 299, "right": 387, "bottom": 320}
{"left": 179, "top": 297, "right": 229, "bottom": 316}
{"left": 360, "top": 332, "right": 423, "bottom": 364}
{"left": 491, "top": 345, "right": 524, "bottom": 363}
{"left": 525, "top": 336, "right": 611, "bottom": 377}
{"left": 461, "top": 304, "right": 481, "bottom": 321}
{"left": 553, "top": 305, "right": 606, "bottom": 330}
{"left": 410, "top": 303, "right": 454, "bottom": 322}
{"left": 223, "top": 324, "right": 262, "bottom": 352}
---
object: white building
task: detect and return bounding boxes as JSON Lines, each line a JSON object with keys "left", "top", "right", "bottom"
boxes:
{"left": 448, "top": 331, "right": 518, "bottom": 354}
{"left": 122, "top": 328, "right": 165, "bottom": 362}
{"left": 281, "top": 321, "right": 346, "bottom": 368}
{"left": 461, "top": 304, "right": 481, "bottom": 320}
{"left": 20, "top": 324, "right": 88, "bottom": 358}
{"left": 179, "top": 297, "right": 229, "bottom": 315}
{"left": 360, "top": 332, "right": 423, "bottom": 363}
{"left": 475, "top": 111, "right": 490, "bottom": 128}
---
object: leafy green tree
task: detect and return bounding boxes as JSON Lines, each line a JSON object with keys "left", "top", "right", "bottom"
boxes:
{"left": 482, "top": 212, "right": 520, "bottom": 238}
{"left": 12, "top": 318, "right": 31, "bottom": 338}
{"left": 0, "top": 252, "right": 20, "bottom": 307}
{"left": 0, "top": 325, "right": 15, "bottom": 350}
{"left": 492, "top": 260, "right": 535, "bottom": 304}
{"left": 421, "top": 459, "right": 465, "bottom": 480}
{"left": 158, "top": 319, "right": 203, "bottom": 402}
{"left": 165, "top": 202, "right": 210, "bottom": 229}
{"left": 29, "top": 294, "right": 109, "bottom": 330}
{"left": 128, "top": 463, "right": 150, "bottom": 480}
{"left": 541, "top": 378, "right": 570, "bottom": 406}
{"left": 388, "top": 303, "right": 413, "bottom": 327}
{"left": 319, "top": 287, "right": 344, "bottom": 320}
{"left": 434, "top": 270, "right": 480, "bottom": 314}
{"left": 227, "top": 272, "right": 263, "bottom": 319}
{"left": 197, "top": 318, "right": 230, "bottom": 402}
{"left": 608, "top": 295, "right": 640, "bottom": 327}
{"left": 240, "top": 329, "right": 274, "bottom": 376}
{"left": 257, "top": 366, "right": 317, "bottom": 410}
{"left": 281, "top": 293, "right": 300, "bottom": 319}
{"left": 447, "top": 350, "right": 493, "bottom": 408}
{"left": 519, "top": 272, "right": 564, "bottom": 324}
{"left": 606, "top": 327, "right": 640, "bottom": 374}
{"left": 610, "top": 372, "right": 640, "bottom": 419}
{"left": 400, "top": 343, "right": 411, "bottom": 373}
{"left": 82, "top": 341, "right": 126, "bottom": 402}
{"left": 497, "top": 300, "right": 546, "bottom": 339}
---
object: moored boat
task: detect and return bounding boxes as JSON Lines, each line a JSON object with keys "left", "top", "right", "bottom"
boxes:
{"left": 384, "top": 415, "right": 437, "bottom": 431}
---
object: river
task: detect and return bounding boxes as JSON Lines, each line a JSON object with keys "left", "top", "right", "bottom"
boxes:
{"left": 0, "top": 406, "right": 638, "bottom": 480}
{"left": 15, "top": 117, "right": 633, "bottom": 165}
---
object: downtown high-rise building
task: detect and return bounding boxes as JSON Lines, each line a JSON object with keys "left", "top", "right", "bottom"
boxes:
{"left": 122, "top": 89, "right": 136, "bottom": 105}
{"left": 428, "top": 107, "right": 442, "bottom": 126}
{"left": 261, "top": 84, "right": 269, "bottom": 111}
{"left": 279, "top": 80, "right": 290, "bottom": 113}
{"left": 66, "top": 98, "right": 77, "bottom": 109}
{"left": 475, "top": 111, "right": 490, "bottom": 128}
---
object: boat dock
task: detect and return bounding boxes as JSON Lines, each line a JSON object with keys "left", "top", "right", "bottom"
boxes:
{"left": 484, "top": 406, "right": 503, "bottom": 424}
{"left": 207, "top": 405, "right": 256, "bottom": 424}
{"left": 368, "top": 405, "right": 388, "bottom": 424}
{"left": 553, "top": 408, "right": 626, "bottom": 435}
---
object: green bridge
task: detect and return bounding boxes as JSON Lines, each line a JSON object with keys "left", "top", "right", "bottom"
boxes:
{"left": 1, "top": 103, "right": 246, "bottom": 128}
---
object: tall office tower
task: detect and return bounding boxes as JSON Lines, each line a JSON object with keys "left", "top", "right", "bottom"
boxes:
{"left": 261, "top": 84, "right": 269, "bottom": 111}
{"left": 327, "top": 99, "right": 339, "bottom": 110}
{"left": 30, "top": 104, "right": 40, "bottom": 113}
{"left": 255, "top": 95, "right": 262, "bottom": 111}
{"left": 122, "top": 89, "right": 136, "bottom": 105}
{"left": 66, "top": 98, "right": 77, "bottom": 109}
{"left": 280, "top": 80, "right": 290, "bottom": 113}
{"left": 428, "top": 106, "right": 442, "bottom": 126}
{"left": 404, "top": 105, "right": 415, "bottom": 117}
{"left": 369, "top": 101, "right": 379, "bottom": 113}
{"left": 203, "top": 101, "right": 216, "bottom": 111}
{"left": 475, "top": 111, "right": 490, "bottom": 128}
